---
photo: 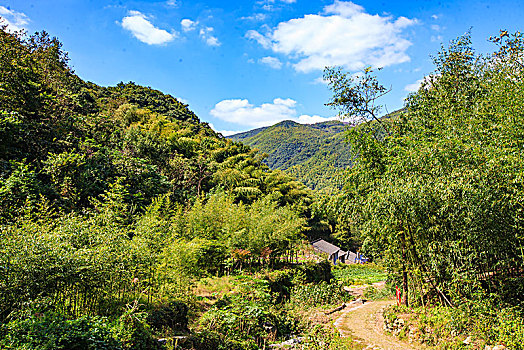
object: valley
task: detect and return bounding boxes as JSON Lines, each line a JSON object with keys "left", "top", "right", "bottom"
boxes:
{"left": 0, "top": 13, "right": 523, "bottom": 350}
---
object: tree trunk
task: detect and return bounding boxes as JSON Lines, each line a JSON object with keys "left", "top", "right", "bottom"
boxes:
{"left": 401, "top": 231, "right": 409, "bottom": 307}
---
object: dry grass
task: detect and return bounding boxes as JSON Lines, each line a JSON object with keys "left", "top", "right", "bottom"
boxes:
{"left": 192, "top": 275, "right": 237, "bottom": 298}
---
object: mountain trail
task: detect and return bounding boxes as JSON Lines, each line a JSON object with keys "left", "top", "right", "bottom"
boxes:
{"left": 334, "top": 299, "right": 427, "bottom": 350}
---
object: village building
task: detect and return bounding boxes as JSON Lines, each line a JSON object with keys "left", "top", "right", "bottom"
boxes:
{"left": 311, "top": 239, "right": 367, "bottom": 265}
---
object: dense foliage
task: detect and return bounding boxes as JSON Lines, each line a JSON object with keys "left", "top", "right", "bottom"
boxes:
{"left": 385, "top": 300, "right": 524, "bottom": 349}
{"left": 0, "top": 26, "right": 312, "bottom": 220}
{"left": 0, "top": 26, "right": 330, "bottom": 349}
{"left": 330, "top": 31, "right": 524, "bottom": 308}
{"left": 229, "top": 120, "right": 352, "bottom": 190}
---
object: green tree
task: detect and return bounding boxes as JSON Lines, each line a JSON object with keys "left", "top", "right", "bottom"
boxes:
{"left": 327, "top": 32, "right": 524, "bottom": 307}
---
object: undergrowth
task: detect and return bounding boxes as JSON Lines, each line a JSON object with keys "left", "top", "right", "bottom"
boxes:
{"left": 384, "top": 298, "right": 524, "bottom": 349}
{"left": 332, "top": 263, "right": 387, "bottom": 286}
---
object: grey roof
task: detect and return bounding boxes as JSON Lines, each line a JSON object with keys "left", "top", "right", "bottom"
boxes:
{"left": 347, "top": 251, "right": 357, "bottom": 262}
{"left": 311, "top": 239, "right": 341, "bottom": 255}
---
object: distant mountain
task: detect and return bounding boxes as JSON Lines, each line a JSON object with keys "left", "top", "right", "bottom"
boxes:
{"left": 229, "top": 120, "right": 352, "bottom": 189}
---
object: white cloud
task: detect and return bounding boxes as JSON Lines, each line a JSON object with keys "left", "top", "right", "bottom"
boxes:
{"left": 256, "top": 0, "right": 297, "bottom": 12}
{"left": 181, "top": 18, "right": 197, "bottom": 32}
{"left": 259, "top": 56, "right": 283, "bottom": 69}
{"left": 241, "top": 13, "right": 268, "bottom": 21}
{"left": 199, "top": 26, "right": 221, "bottom": 46}
{"left": 247, "top": 0, "right": 417, "bottom": 73}
{"left": 313, "top": 76, "right": 328, "bottom": 85}
{"left": 259, "top": 0, "right": 297, "bottom": 7}
{"left": 207, "top": 123, "right": 241, "bottom": 136}
{"left": 246, "top": 30, "right": 272, "bottom": 49}
{"left": 181, "top": 20, "right": 221, "bottom": 47}
{"left": 324, "top": 1, "right": 364, "bottom": 16}
{"left": 121, "top": 11, "right": 176, "bottom": 45}
{"left": 218, "top": 129, "right": 241, "bottom": 136}
{"left": 431, "top": 24, "right": 441, "bottom": 31}
{"left": 404, "top": 78, "right": 424, "bottom": 93}
{"left": 431, "top": 35, "right": 443, "bottom": 42}
{"left": 431, "top": 14, "right": 439, "bottom": 20}
{"left": 211, "top": 98, "right": 336, "bottom": 128}
{"left": 0, "top": 6, "right": 29, "bottom": 32}
{"left": 177, "top": 97, "right": 190, "bottom": 105}
{"left": 297, "top": 114, "right": 335, "bottom": 124}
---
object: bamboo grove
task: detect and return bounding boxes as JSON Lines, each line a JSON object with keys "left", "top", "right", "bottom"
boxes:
{"left": 0, "top": 26, "right": 314, "bottom": 325}
{"left": 328, "top": 31, "right": 524, "bottom": 306}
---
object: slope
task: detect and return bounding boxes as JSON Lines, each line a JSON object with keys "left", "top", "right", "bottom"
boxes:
{"left": 229, "top": 120, "right": 352, "bottom": 189}
{"left": 0, "top": 29, "right": 311, "bottom": 218}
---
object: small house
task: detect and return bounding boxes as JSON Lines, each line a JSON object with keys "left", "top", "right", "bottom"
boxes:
{"left": 311, "top": 239, "right": 367, "bottom": 265}
{"left": 311, "top": 239, "right": 342, "bottom": 264}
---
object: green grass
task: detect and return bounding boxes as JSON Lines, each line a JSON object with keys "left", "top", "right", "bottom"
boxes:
{"left": 332, "top": 263, "right": 387, "bottom": 285}
{"left": 193, "top": 275, "right": 237, "bottom": 297}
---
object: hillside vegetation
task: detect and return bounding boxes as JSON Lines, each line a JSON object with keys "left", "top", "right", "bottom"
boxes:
{"left": 230, "top": 120, "right": 352, "bottom": 189}
{"left": 2, "top": 19, "right": 524, "bottom": 349}
{"left": 0, "top": 26, "right": 317, "bottom": 216}
{"left": 327, "top": 31, "right": 524, "bottom": 348}
{"left": 0, "top": 27, "right": 359, "bottom": 350}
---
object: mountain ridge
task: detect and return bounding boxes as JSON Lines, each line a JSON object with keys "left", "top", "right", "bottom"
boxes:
{"left": 228, "top": 119, "right": 352, "bottom": 189}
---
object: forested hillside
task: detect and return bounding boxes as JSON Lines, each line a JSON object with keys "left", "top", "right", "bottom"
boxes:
{"left": 0, "top": 27, "right": 312, "bottom": 217}
{"left": 0, "top": 27, "right": 350, "bottom": 350}
{"left": 326, "top": 31, "right": 524, "bottom": 348}
{"left": 2, "top": 18, "right": 524, "bottom": 350}
{"left": 229, "top": 120, "right": 352, "bottom": 189}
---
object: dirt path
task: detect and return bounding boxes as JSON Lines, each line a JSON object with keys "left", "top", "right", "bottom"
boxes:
{"left": 334, "top": 299, "right": 426, "bottom": 350}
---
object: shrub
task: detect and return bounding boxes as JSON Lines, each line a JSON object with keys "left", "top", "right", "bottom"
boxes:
{"left": 290, "top": 281, "right": 350, "bottom": 308}
{"left": 183, "top": 330, "right": 257, "bottom": 350}
{"left": 197, "top": 276, "right": 301, "bottom": 348}
{"left": 112, "top": 307, "right": 159, "bottom": 350}
{"left": 296, "top": 261, "right": 332, "bottom": 284}
{"left": 493, "top": 307, "right": 524, "bottom": 349}
{"left": 265, "top": 269, "right": 295, "bottom": 303}
{"left": 198, "top": 295, "right": 276, "bottom": 344}
{"left": 146, "top": 301, "right": 189, "bottom": 334}
{"left": 0, "top": 313, "right": 120, "bottom": 350}
{"left": 384, "top": 300, "right": 524, "bottom": 349}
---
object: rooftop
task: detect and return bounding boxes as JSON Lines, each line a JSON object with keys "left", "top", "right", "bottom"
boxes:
{"left": 311, "top": 239, "right": 341, "bottom": 255}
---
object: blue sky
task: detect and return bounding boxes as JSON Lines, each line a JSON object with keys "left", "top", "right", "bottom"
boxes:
{"left": 2, "top": 0, "right": 523, "bottom": 135}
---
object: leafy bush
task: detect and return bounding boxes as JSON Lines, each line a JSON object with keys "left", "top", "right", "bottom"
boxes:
{"left": 183, "top": 330, "right": 256, "bottom": 350}
{"left": 112, "top": 308, "right": 159, "bottom": 350}
{"left": 265, "top": 269, "right": 295, "bottom": 303}
{"left": 0, "top": 313, "right": 120, "bottom": 350}
{"left": 296, "top": 261, "right": 333, "bottom": 284}
{"left": 196, "top": 274, "right": 301, "bottom": 347}
{"left": 290, "top": 281, "right": 351, "bottom": 308}
{"left": 0, "top": 311, "right": 161, "bottom": 350}
{"left": 492, "top": 307, "right": 524, "bottom": 349}
{"left": 146, "top": 301, "right": 188, "bottom": 334}
{"left": 199, "top": 294, "right": 276, "bottom": 344}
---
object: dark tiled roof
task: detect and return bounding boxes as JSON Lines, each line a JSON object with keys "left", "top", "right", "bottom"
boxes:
{"left": 311, "top": 239, "right": 341, "bottom": 255}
